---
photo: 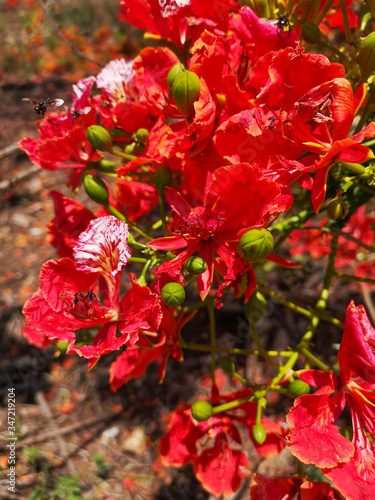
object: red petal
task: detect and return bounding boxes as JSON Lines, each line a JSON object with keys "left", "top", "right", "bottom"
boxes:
{"left": 194, "top": 437, "right": 247, "bottom": 497}
{"left": 286, "top": 392, "right": 354, "bottom": 467}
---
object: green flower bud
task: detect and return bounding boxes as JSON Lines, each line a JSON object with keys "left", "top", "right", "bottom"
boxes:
{"left": 161, "top": 282, "right": 186, "bottom": 307}
{"left": 172, "top": 71, "right": 201, "bottom": 117}
{"left": 288, "top": 379, "right": 311, "bottom": 397}
{"left": 326, "top": 197, "right": 348, "bottom": 220}
{"left": 253, "top": 423, "right": 267, "bottom": 445}
{"left": 238, "top": 228, "right": 274, "bottom": 263}
{"left": 125, "top": 143, "right": 136, "bottom": 155}
{"left": 219, "top": 357, "right": 235, "bottom": 375}
{"left": 154, "top": 164, "right": 173, "bottom": 195}
{"left": 301, "top": 22, "right": 322, "bottom": 44}
{"left": 84, "top": 175, "right": 109, "bottom": 206}
{"left": 87, "top": 125, "right": 113, "bottom": 152}
{"left": 185, "top": 256, "right": 207, "bottom": 275}
{"left": 358, "top": 32, "right": 375, "bottom": 82}
{"left": 135, "top": 128, "right": 149, "bottom": 144}
{"left": 191, "top": 401, "right": 213, "bottom": 422}
{"left": 167, "top": 63, "right": 185, "bottom": 89}
{"left": 245, "top": 291, "right": 267, "bottom": 325}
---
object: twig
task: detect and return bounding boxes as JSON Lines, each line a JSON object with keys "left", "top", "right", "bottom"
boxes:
{"left": 35, "top": 391, "right": 75, "bottom": 474}
{"left": 0, "top": 164, "right": 39, "bottom": 193}
{"left": 0, "top": 142, "right": 20, "bottom": 159}
{"left": 0, "top": 410, "right": 122, "bottom": 451}
{"left": 38, "top": 0, "right": 104, "bottom": 68}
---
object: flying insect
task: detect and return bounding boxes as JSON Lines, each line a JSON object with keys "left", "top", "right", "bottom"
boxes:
{"left": 22, "top": 97, "right": 64, "bottom": 118}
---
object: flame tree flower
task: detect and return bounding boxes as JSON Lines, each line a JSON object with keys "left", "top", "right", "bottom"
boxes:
{"left": 23, "top": 216, "right": 162, "bottom": 366}
{"left": 286, "top": 302, "right": 375, "bottom": 499}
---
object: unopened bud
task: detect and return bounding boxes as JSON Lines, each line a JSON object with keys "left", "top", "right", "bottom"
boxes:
{"left": 245, "top": 291, "right": 267, "bottom": 324}
{"left": 135, "top": 128, "right": 149, "bottom": 144}
{"left": 358, "top": 32, "right": 375, "bottom": 82}
{"left": 84, "top": 175, "right": 109, "bottom": 206}
{"left": 326, "top": 197, "right": 348, "bottom": 220}
{"left": 154, "top": 164, "right": 173, "bottom": 194}
{"left": 238, "top": 228, "right": 274, "bottom": 263}
{"left": 87, "top": 125, "right": 113, "bottom": 152}
{"left": 253, "top": 423, "right": 267, "bottom": 445}
{"left": 288, "top": 379, "right": 311, "bottom": 397}
{"left": 167, "top": 63, "right": 185, "bottom": 89}
{"left": 185, "top": 256, "right": 207, "bottom": 275}
{"left": 172, "top": 70, "right": 201, "bottom": 117}
{"left": 301, "top": 22, "right": 322, "bottom": 44}
{"left": 191, "top": 401, "right": 213, "bottom": 421}
{"left": 161, "top": 282, "right": 185, "bottom": 307}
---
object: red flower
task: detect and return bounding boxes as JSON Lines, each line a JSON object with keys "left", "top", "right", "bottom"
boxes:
{"left": 149, "top": 163, "right": 292, "bottom": 299}
{"left": 109, "top": 305, "right": 194, "bottom": 390}
{"left": 23, "top": 217, "right": 161, "bottom": 366}
{"left": 287, "top": 302, "right": 375, "bottom": 499}
{"left": 118, "top": 0, "right": 239, "bottom": 49}
{"left": 159, "top": 388, "right": 287, "bottom": 496}
{"left": 47, "top": 191, "right": 96, "bottom": 259}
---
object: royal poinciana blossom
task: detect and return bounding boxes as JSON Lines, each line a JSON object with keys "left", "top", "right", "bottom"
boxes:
{"left": 149, "top": 162, "right": 292, "bottom": 299}
{"left": 23, "top": 217, "right": 160, "bottom": 364}
{"left": 17, "top": 0, "right": 375, "bottom": 498}
{"left": 287, "top": 302, "right": 375, "bottom": 499}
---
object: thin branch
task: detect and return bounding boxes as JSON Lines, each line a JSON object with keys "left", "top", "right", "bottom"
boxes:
{"left": 38, "top": 0, "right": 104, "bottom": 68}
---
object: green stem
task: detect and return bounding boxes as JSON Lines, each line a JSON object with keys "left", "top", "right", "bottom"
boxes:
{"left": 338, "top": 162, "right": 366, "bottom": 175}
{"left": 314, "top": 0, "right": 335, "bottom": 25}
{"left": 317, "top": 227, "right": 375, "bottom": 253}
{"left": 207, "top": 301, "right": 216, "bottom": 383}
{"left": 257, "top": 281, "right": 312, "bottom": 319}
{"left": 337, "top": 0, "right": 352, "bottom": 44}
{"left": 249, "top": 326, "right": 279, "bottom": 370}
{"left": 128, "top": 257, "right": 148, "bottom": 264}
{"left": 212, "top": 394, "right": 253, "bottom": 414}
{"left": 257, "top": 280, "right": 344, "bottom": 329}
{"left": 318, "top": 40, "right": 350, "bottom": 64}
{"left": 334, "top": 272, "right": 375, "bottom": 285}
{"left": 271, "top": 235, "right": 338, "bottom": 385}
{"left": 299, "top": 347, "right": 330, "bottom": 371}
{"left": 311, "top": 0, "right": 322, "bottom": 23}
{"left": 138, "top": 258, "right": 153, "bottom": 284}
{"left": 110, "top": 149, "right": 137, "bottom": 161}
{"left": 179, "top": 341, "right": 294, "bottom": 358}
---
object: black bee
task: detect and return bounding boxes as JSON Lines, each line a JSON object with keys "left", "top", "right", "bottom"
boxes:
{"left": 259, "top": 13, "right": 291, "bottom": 36}
{"left": 72, "top": 106, "right": 91, "bottom": 124}
{"left": 22, "top": 97, "right": 64, "bottom": 118}
{"left": 73, "top": 290, "right": 96, "bottom": 305}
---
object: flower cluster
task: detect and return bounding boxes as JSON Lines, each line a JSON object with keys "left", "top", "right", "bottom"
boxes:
{"left": 19, "top": 0, "right": 375, "bottom": 498}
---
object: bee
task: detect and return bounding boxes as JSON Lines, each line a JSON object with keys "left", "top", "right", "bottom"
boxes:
{"left": 71, "top": 106, "right": 91, "bottom": 124}
{"left": 73, "top": 290, "right": 96, "bottom": 305}
{"left": 259, "top": 13, "right": 291, "bottom": 37}
{"left": 22, "top": 97, "right": 64, "bottom": 118}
